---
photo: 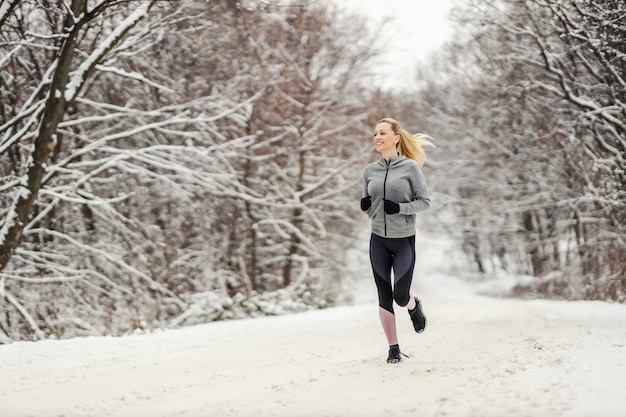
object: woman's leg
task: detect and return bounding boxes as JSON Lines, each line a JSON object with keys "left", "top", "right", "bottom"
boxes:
{"left": 391, "top": 235, "right": 416, "bottom": 308}
{"left": 378, "top": 307, "right": 397, "bottom": 346}
{"left": 406, "top": 296, "right": 417, "bottom": 311}
{"left": 369, "top": 234, "right": 397, "bottom": 345}
{"left": 391, "top": 235, "right": 426, "bottom": 332}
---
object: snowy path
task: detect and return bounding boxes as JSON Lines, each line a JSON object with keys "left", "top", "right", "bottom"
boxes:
{"left": 1, "top": 269, "right": 626, "bottom": 417}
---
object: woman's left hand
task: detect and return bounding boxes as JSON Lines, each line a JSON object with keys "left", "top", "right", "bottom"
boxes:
{"left": 383, "top": 199, "right": 400, "bottom": 214}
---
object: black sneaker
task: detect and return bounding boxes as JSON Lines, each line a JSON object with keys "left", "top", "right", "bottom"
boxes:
{"left": 386, "top": 344, "right": 409, "bottom": 364}
{"left": 408, "top": 297, "right": 426, "bottom": 333}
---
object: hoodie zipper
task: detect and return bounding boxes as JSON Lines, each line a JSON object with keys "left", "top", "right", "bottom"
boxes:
{"left": 383, "top": 159, "right": 390, "bottom": 237}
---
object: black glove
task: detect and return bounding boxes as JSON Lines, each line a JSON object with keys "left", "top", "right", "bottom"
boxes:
{"left": 360, "top": 196, "right": 372, "bottom": 211}
{"left": 384, "top": 199, "right": 400, "bottom": 214}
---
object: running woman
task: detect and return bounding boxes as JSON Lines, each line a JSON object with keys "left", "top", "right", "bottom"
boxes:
{"left": 360, "top": 117, "right": 434, "bottom": 364}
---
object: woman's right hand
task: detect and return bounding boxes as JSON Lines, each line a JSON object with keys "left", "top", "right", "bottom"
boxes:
{"left": 360, "top": 196, "right": 372, "bottom": 211}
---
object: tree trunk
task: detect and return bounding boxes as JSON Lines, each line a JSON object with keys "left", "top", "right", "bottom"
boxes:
{"left": 0, "top": 1, "right": 86, "bottom": 272}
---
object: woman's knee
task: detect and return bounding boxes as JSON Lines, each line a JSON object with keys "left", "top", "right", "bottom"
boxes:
{"left": 394, "top": 292, "right": 410, "bottom": 307}
{"left": 377, "top": 284, "right": 394, "bottom": 312}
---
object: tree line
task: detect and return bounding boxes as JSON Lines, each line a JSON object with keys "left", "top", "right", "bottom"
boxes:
{"left": 1, "top": 0, "right": 623, "bottom": 342}
{"left": 411, "top": 0, "right": 624, "bottom": 301}
{"left": 0, "top": 0, "right": 389, "bottom": 342}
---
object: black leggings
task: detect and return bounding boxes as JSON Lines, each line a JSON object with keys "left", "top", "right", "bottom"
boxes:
{"left": 369, "top": 233, "right": 416, "bottom": 313}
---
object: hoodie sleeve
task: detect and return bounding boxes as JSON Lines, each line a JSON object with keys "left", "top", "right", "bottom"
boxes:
{"left": 399, "top": 162, "right": 430, "bottom": 215}
{"left": 362, "top": 169, "right": 369, "bottom": 198}
{"left": 362, "top": 169, "right": 374, "bottom": 217}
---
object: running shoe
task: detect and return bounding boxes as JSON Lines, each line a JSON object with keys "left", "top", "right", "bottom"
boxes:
{"left": 386, "top": 344, "right": 408, "bottom": 364}
{"left": 408, "top": 297, "right": 426, "bottom": 333}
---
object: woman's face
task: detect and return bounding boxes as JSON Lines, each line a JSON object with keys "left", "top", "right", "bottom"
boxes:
{"left": 373, "top": 122, "right": 399, "bottom": 155}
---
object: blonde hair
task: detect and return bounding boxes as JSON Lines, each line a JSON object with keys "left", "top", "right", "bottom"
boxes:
{"left": 377, "top": 117, "right": 435, "bottom": 166}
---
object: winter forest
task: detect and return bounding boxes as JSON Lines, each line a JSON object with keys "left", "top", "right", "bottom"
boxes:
{"left": 0, "top": 0, "right": 624, "bottom": 343}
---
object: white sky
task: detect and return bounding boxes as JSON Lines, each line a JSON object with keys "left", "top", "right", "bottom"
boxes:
{"left": 334, "top": 0, "right": 455, "bottom": 90}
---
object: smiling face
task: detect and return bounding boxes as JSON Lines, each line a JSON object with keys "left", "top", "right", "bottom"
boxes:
{"left": 373, "top": 121, "right": 400, "bottom": 157}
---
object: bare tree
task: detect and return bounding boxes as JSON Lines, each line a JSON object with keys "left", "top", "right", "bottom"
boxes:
{"left": 410, "top": 0, "right": 624, "bottom": 300}
{"left": 0, "top": 0, "right": 382, "bottom": 341}
{"left": 0, "top": 0, "right": 265, "bottom": 340}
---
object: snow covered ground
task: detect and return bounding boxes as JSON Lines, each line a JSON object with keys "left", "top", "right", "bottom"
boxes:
{"left": 1, "top": 233, "right": 625, "bottom": 417}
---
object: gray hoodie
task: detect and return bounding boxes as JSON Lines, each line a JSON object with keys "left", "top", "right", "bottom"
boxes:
{"left": 362, "top": 155, "right": 430, "bottom": 238}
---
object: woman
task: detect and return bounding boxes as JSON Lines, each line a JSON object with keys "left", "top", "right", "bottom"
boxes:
{"left": 360, "top": 117, "right": 433, "bottom": 364}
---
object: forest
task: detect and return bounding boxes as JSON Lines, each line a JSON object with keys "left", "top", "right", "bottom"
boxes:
{"left": 0, "top": 0, "right": 624, "bottom": 343}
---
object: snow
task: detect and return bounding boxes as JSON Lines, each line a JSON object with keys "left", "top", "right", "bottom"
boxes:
{"left": 0, "top": 0, "right": 12, "bottom": 18}
{"left": 64, "top": 3, "right": 150, "bottom": 102}
{"left": 1, "top": 233, "right": 626, "bottom": 417}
